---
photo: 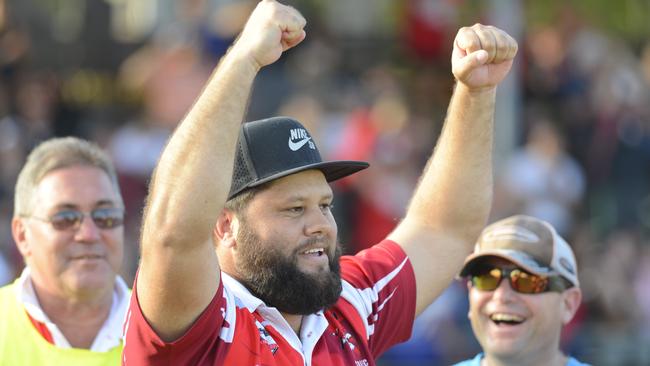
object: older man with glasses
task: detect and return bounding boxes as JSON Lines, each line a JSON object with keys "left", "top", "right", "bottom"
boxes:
{"left": 454, "top": 215, "right": 589, "bottom": 366}
{"left": 0, "top": 137, "right": 128, "bottom": 365}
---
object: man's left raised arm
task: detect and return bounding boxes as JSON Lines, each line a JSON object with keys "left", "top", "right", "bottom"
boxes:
{"left": 388, "top": 24, "right": 518, "bottom": 315}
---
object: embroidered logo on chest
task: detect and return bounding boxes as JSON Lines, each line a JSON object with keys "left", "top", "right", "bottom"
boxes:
{"left": 255, "top": 320, "right": 279, "bottom": 355}
{"left": 330, "top": 326, "right": 358, "bottom": 353}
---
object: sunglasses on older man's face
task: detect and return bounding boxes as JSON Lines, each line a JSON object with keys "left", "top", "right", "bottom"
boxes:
{"left": 28, "top": 207, "right": 125, "bottom": 231}
{"left": 469, "top": 265, "right": 571, "bottom": 294}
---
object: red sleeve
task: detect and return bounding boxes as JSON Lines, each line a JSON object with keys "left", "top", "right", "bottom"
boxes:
{"left": 122, "top": 274, "right": 226, "bottom": 365}
{"left": 339, "top": 240, "right": 417, "bottom": 358}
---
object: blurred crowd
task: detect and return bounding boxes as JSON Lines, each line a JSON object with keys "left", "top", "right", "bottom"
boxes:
{"left": 0, "top": 1, "right": 648, "bottom": 365}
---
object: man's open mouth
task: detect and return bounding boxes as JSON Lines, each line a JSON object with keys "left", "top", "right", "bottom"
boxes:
{"left": 302, "top": 248, "right": 325, "bottom": 256}
{"left": 490, "top": 313, "right": 525, "bottom": 326}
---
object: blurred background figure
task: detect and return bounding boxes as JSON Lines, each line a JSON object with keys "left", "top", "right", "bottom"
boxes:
{"left": 496, "top": 114, "right": 585, "bottom": 236}
{"left": 0, "top": 1, "right": 649, "bottom": 365}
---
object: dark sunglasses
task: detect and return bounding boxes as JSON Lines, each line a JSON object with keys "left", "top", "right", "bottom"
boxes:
{"left": 28, "top": 207, "right": 125, "bottom": 231}
{"left": 469, "top": 265, "right": 571, "bottom": 294}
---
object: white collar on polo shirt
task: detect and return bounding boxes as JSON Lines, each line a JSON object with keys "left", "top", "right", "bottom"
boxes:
{"left": 220, "top": 272, "right": 329, "bottom": 364}
{"left": 15, "top": 267, "right": 130, "bottom": 352}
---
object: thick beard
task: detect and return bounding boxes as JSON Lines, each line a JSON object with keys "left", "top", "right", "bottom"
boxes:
{"left": 234, "top": 222, "right": 342, "bottom": 315}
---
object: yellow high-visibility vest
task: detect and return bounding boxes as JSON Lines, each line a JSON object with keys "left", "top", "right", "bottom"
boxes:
{"left": 0, "top": 281, "right": 122, "bottom": 366}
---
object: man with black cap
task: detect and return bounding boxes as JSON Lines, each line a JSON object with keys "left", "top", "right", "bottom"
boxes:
{"left": 122, "top": 0, "right": 518, "bottom": 365}
{"left": 454, "top": 215, "right": 588, "bottom": 366}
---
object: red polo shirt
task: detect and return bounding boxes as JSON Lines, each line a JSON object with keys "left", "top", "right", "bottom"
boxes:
{"left": 123, "top": 240, "right": 416, "bottom": 365}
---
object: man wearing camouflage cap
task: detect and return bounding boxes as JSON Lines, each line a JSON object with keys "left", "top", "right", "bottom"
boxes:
{"left": 455, "top": 215, "right": 589, "bottom": 366}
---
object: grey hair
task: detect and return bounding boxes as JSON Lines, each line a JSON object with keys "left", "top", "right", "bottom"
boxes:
{"left": 14, "top": 136, "right": 122, "bottom": 216}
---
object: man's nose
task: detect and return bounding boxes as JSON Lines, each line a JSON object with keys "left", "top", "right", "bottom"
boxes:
{"left": 491, "top": 275, "right": 517, "bottom": 302}
{"left": 304, "top": 206, "right": 335, "bottom": 237}
{"left": 74, "top": 215, "right": 102, "bottom": 242}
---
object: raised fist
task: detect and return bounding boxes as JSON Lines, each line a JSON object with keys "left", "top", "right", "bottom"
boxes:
{"left": 233, "top": 0, "right": 306, "bottom": 69}
{"left": 452, "top": 24, "right": 518, "bottom": 90}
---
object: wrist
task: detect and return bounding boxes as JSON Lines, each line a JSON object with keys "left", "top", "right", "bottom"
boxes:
{"left": 454, "top": 82, "right": 497, "bottom": 97}
{"left": 225, "top": 44, "right": 262, "bottom": 74}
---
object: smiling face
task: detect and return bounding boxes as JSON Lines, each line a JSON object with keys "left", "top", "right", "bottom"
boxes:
{"left": 467, "top": 257, "right": 581, "bottom": 363}
{"left": 230, "top": 169, "right": 342, "bottom": 314}
{"left": 13, "top": 165, "right": 124, "bottom": 300}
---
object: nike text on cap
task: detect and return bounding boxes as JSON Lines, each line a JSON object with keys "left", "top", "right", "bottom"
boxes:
{"left": 458, "top": 215, "right": 580, "bottom": 287}
{"left": 227, "top": 116, "right": 369, "bottom": 200}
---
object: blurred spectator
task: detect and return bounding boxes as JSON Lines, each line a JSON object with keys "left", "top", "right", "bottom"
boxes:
{"left": 7, "top": 72, "right": 57, "bottom": 146}
{"left": 0, "top": 72, "right": 59, "bottom": 275}
{"left": 496, "top": 116, "right": 585, "bottom": 235}
{"left": 330, "top": 67, "right": 424, "bottom": 252}
{"left": 575, "top": 230, "right": 649, "bottom": 365}
{"left": 112, "top": 45, "right": 210, "bottom": 179}
{"left": 110, "top": 42, "right": 212, "bottom": 281}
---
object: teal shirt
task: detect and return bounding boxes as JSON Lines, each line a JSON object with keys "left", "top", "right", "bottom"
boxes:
{"left": 453, "top": 353, "right": 591, "bottom": 366}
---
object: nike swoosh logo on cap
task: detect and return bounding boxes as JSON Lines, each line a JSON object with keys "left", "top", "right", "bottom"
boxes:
{"left": 288, "top": 137, "right": 312, "bottom": 151}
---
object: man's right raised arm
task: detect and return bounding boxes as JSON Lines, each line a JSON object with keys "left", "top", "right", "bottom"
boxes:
{"left": 136, "top": 0, "right": 306, "bottom": 342}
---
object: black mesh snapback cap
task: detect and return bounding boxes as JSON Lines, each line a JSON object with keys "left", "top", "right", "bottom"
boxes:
{"left": 228, "top": 116, "right": 369, "bottom": 199}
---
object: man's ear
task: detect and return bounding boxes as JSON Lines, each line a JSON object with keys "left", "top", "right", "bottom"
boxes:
{"left": 12, "top": 217, "right": 31, "bottom": 258}
{"left": 561, "top": 287, "right": 582, "bottom": 325}
{"left": 215, "top": 210, "right": 238, "bottom": 248}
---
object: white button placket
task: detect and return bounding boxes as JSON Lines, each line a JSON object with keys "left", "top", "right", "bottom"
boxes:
{"left": 299, "top": 312, "right": 329, "bottom": 366}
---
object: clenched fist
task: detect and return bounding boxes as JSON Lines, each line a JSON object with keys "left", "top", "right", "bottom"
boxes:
{"left": 452, "top": 24, "right": 518, "bottom": 90}
{"left": 233, "top": 0, "right": 306, "bottom": 70}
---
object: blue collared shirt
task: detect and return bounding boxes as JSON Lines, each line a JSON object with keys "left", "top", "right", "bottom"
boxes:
{"left": 453, "top": 353, "right": 591, "bottom": 366}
